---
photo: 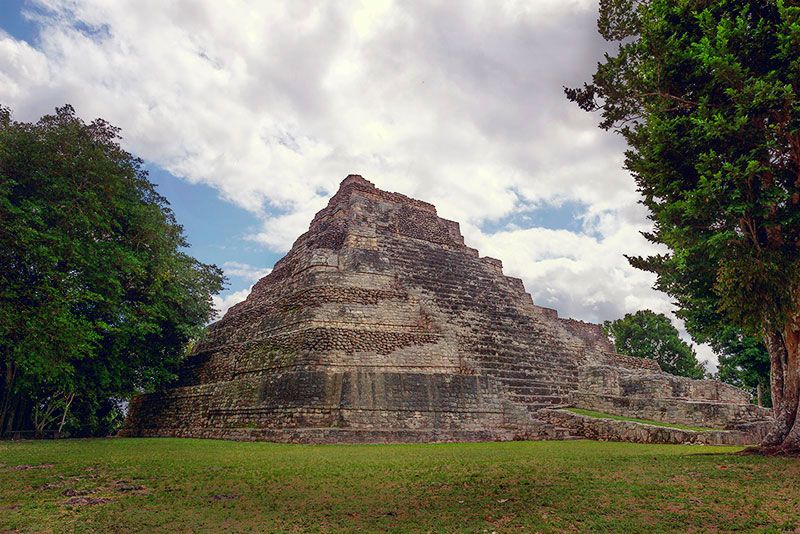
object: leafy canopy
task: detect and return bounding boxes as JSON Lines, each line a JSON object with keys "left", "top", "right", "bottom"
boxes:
{"left": 0, "top": 105, "right": 225, "bottom": 436}
{"left": 712, "top": 325, "right": 772, "bottom": 406}
{"left": 603, "top": 310, "right": 706, "bottom": 378}
{"left": 567, "top": 0, "right": 800, "bottom": 337}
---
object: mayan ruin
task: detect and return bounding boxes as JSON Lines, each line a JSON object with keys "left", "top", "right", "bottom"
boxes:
{"left": 122, "top": 175, "right": 772, "bottom": 445}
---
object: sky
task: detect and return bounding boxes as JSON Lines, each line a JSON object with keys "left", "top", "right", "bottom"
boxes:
{"left": 0, "top": 0, "right": 719, "bottom": 369}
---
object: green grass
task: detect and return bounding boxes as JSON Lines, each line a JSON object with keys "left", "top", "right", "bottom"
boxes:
{"left": 566, "top": 408, "right": 718, "bottom": 432}
{"left": 1, "top": 438, "right": 798, "bottom": 532}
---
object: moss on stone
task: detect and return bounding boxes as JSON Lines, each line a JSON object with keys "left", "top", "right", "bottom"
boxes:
{"left": 566, "top": 408, "right": 716, "bottom": 432}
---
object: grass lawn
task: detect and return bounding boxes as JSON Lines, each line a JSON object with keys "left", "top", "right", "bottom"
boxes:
{"left": 565, "top": 408, "right": 718, "bottom": 432}
{"left": 1, "top": 438, "right": 798, "bottom": 532}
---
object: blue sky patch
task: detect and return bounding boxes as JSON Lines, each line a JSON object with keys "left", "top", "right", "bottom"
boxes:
{"left": 479, "top": 200, "right": 588, "bottom": 234}
{"left": 146, "top": 165, "right": 280, "bottom": 294}
{"left": 0, "top": 0, "right": 39, "bottom": 44}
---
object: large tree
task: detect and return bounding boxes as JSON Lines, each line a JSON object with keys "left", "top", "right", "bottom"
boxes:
{"left": 713, "top": 325, "right": 772, "bottom": 407}
{"left": 568, "top": 0, "right": 800, "bottom": 452}
{"left": 603, "top": 310, "right": 706, "bottom": 378}
{"left": 0, "top": 106, "right": 225, "bottom": 437}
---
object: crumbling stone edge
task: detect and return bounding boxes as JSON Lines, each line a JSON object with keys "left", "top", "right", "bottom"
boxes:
{"left": 538, "top": 408, "right": 770, "bottom": 446}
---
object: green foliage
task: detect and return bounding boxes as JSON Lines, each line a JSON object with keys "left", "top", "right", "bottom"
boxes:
{"left": 0, "top": 105, "right": 225, "bottom": 436}
{"left": 568, "top": 1, "right": 800, "bottom": 430}
{"left": 603, "top": 310, "right": 705, "bottom": 378}
{"left": 568, "top": 0, "right": 800, "bottom": 335}
{"left": 712, "top": 325, "right": 772, "bottom": 406}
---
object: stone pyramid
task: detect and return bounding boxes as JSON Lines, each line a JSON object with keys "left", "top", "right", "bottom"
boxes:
{"left": 123, "top": 175, "right": 770, "bottom": 443}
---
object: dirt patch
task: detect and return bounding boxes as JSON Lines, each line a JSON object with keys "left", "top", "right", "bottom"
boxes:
{"left": 62, "top": 488, "right": 96, "bottom": 497}
{"left": 63, "top": 497, "right": 112, "bottom": 506}
{"left": 8, "top": 463, "right": 54, "bottom": 471}
{"left": 209, "top": 493, "right": 239, "bottom": 501}
{"left": 114, "top": 480, "right": 146, "bottom": 492}
{"left": 486, "top": 514, "right": 516, "bottom": 528}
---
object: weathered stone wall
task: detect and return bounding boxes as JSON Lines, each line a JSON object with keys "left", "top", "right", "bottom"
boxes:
{"left": 578, "top": 365, "right": 751, "bottom": 403}
{"left": 122, "top": 175, "right": 772, "bottom": 444}
{"left": 570, "top": 392, "right": 770, "bottom": 429}
{"left": 539, "top": 409, "right": 770, "bottom": 446}
{"left": 571, "top": 365, "right": 767, "bottom": 429}
{"left": 124, "top": 369, "right": 570, "bottom": 443}
{"left": 558, "top": 318, "right": 616, "bottom": 354}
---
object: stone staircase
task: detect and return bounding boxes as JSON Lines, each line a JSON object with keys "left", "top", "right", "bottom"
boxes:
{"left": 382, "top": 235, "right": 583, "bottom": 411}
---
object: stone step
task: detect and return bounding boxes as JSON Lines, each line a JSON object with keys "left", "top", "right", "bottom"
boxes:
{"left": 506, "top": 394, "right": 569, "bottom": 405}
{"left": 504, "top": 387, "right": 575, "bottom": 398}
{"left": 473, "top": 348, "right": 578, "bottom": 358}
{"left": 537, "top": 408, "right": 762, "bottom": 446}
{"left": 492, "top": 378, "right": 576, "bottom": 390}
{"left": 477, "top": 363, "right": 578, "bottom": 376}
{"left": 476, "top": 363, "right": 579, "bottom": 378}
{"left": 485, "top": 377, "right": 578, "bottom": 390}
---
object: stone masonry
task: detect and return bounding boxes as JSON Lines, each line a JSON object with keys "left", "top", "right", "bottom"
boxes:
{"left": 122, "top": 175, "right": 772, "bottom": 444}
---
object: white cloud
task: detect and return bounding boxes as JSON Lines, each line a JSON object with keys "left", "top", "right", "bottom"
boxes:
{"left": 211, "top": 286, "right": 252, "bottom": 319}
{"left": 222, "top": 262, "right": 271, "bottom": 283}
{"left": 0, "top": 1, "right": 719, "bottom": 367}
{"left": 0, "top": 0, "right": 622, "bottom": 244}
{"left": 466, "top": 226, "right": 666, "bottom": 323}
{"left": 693, "top": 344, "right": 717, "bottom": 374}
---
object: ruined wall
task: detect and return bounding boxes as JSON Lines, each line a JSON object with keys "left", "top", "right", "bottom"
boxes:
{"left": 570, "top": 392, "right": 771, "bottom": 429}
{"left": 539, "top": 409, "right": 770, "bottom": 446}
{"left": 572, "top": 365, "right": 767, "bottom": 428}
{"left": 577, "top": 365, "right": 751, "bottom": 403}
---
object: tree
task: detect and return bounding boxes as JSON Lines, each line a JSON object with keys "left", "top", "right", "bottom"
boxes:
{"left": 0, "top": 105, "right": 225, "bottom": 437}
{"left": 603, "top": 310, "right": 706, "bottom": 378}
{"left": 713, "top": 325, "right": 772, "bottom": 407}
{"left": 567, "top": 0, "right": 800, "bottom": 452}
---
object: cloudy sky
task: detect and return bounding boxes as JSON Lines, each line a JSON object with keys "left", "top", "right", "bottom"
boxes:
{"left": 0, "top": 0, "right": 717, "bottom": 368}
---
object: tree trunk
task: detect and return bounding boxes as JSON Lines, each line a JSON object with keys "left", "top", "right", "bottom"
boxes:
{"left": 757, "top": 383, "right": 763, "bottom": 408}
{"left": 762, "top": 327, "right": 800, "bottom": 453}
{"left": 5, "top": 394, "right": 26, "bottom": 438}
{"left": 56, "top": 392, "right": 75, "bottom": 437}
{"left": 0, "top": 362, "right": 16, "bottom": 437}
